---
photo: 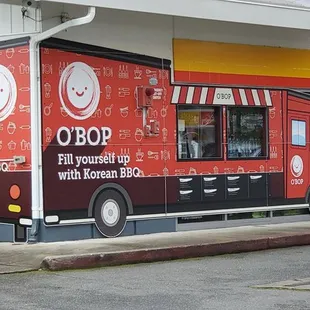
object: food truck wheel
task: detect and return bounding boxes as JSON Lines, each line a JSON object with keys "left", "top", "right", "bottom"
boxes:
{"left": 94, "top": 189, "right": 127, "bottom": 237}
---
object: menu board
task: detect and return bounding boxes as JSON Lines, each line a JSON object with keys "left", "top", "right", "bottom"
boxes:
{"left": 178, "top": 176, "right": 201, "bottom": 202}
{"left": 249, "top": 174, "right": 267, "bottom": 199}
{"left": 226, "top": 174, "right": 248, "bottom": 199}
{"left": 202, "top": 175, "right": 225, "bottom": 201}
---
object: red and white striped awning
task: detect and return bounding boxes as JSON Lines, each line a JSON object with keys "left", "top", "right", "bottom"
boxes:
{"left": 171, "top": 86, "right": 273, "bottom": 106}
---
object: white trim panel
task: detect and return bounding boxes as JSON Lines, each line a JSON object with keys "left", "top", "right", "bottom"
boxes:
{"left": 45, "top": 215, "right": 59, "bottom": 224}
{"left": 55, "top": 203, "right": 309, "bottom": 225}
{"left": 19, "top": 218, "right": 32, "bottom": 226}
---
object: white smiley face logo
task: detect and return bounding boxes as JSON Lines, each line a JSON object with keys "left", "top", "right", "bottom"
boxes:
{"left": 290, "top": 155, "right": 303, "bottom": 178}
{"left": 59, "top": 62, "right": 100, "bottom": 120}
{"left": 0, "top": 65, "right": 17, "bottom": 122}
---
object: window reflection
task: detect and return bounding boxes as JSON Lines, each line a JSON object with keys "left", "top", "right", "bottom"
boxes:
{"left": 177, "top": 107, "right": 221, "bottom": 159}
{"left": 227, "top": 107, "right": 267, "bottom": 158}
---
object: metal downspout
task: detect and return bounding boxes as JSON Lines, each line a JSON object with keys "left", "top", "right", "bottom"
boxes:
{"left": 28, "top": 6, "right": 96, "bottom": 243}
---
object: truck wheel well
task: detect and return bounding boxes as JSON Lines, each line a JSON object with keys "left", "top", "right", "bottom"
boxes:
{"left": 88, "top": 183, "right": 133, "bottom": 217}
{"left": 306, "top": 186, "right": 310, "bottom": 204}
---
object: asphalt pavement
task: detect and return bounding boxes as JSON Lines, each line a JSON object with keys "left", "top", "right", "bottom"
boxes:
{"left": 1, "top": 245, "right": 310, "bottom": 309}
{"left": 1, "top": 221, "right": 310, "bottom": 273}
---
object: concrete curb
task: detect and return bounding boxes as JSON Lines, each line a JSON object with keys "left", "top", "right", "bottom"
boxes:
{"left": 40, "top": 234, "right": 310, "bottom": 271}
{"left": 0, "top": 268, "right": 37, "bottom": 275}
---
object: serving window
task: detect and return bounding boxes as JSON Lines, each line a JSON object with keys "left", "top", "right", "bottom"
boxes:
{"left": 227, "top": 107, "right": 267, "bottom": 159}
{"left": 177, "top": 106, "right": 222, "bottom": 160}
{"left": 291, "top": 119, "right": 306, "bottom": 147}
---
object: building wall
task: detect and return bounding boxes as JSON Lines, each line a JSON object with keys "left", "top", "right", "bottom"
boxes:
{"left": 40, "top": 3, "right": 310, "bottom": 63}
{"left": 2, "top": 1, "right": 310, "bottom": 41}
{"left": 0, "top": 3, "right": 40, "bottom": 40}
{"left": 253, "top": 0, "right": 310, "bottom": 8}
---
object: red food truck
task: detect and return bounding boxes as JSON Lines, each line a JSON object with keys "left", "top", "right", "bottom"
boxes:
{"left": 0, "top": 37, "right": 309, "bottom": 242}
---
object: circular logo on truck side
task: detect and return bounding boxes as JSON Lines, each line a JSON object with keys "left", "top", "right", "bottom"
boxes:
{"left": 59, "top": 62, "right": 100, "bottom": 120}
{"left": 290, "top": 155, "right": 303, "bottom": 178}
{"left": 0, "top": 65, "right": 17, "bottom": 122}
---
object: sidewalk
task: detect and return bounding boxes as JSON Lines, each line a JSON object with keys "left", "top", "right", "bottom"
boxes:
{"left": 1, "top": 221, "right": 310, "bottom": 274}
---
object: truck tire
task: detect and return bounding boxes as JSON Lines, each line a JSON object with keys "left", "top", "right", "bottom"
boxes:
{"left": 93, "top": 188, "right": 127, "bottom": 237}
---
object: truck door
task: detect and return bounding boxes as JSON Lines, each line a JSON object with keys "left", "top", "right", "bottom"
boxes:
{"left": 286, "top": 108, "right": 309, "bottom": 199}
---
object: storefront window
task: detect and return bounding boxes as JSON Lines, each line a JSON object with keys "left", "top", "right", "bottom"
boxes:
{"left": 177, "top": 106, "right": 221, "bottom": 160}
{"left": 227, "top": 107, "right": 267, "bottom": 159}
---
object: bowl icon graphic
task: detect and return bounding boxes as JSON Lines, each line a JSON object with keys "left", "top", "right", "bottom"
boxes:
{"left": 0, "top": 65, "right": 17, "bottom": 122}
{"left": 58, "top": 62, "right": 100, "bottom": 120}
{"left": 290, "top": 155, "right": 303, "bottom": 178}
